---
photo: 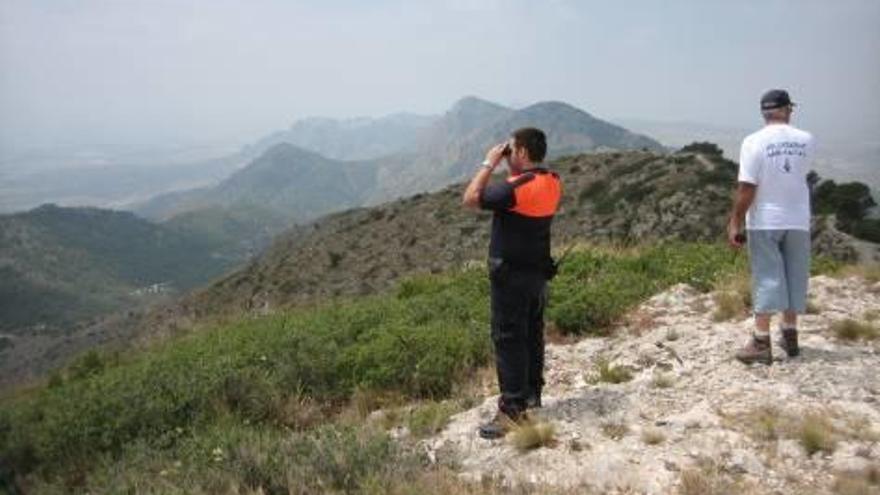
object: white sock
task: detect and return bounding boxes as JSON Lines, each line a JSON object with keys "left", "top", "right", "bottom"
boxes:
{"left": 754, "top": 328, "right": 770, "bottom": 340}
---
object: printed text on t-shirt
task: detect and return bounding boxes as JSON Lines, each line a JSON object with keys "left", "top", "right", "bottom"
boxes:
{"left": 766, "top": 142, "right": 807, "bottom": 158}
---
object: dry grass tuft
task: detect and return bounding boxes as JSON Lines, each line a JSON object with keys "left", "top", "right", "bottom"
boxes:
{"left": 677, "top": 460, "right": 760, "bottom": 495}
{"left": 711, "top": 273, "right": 752, "bottom": 322}
{"left": 679, "top": 469, "right": 715, "bottom": 495}
{"left": 731, "top": 406, "right": 878, "bottom": 460}
{"left": 747, "top": 405, "right": 782, "bottom": 441}
{"left": 832, "top": 319, "right": 879, "bottom": 342}
{"left": 587, "top": 357, "right": 633, "bottom": 385}
{"left": 651, "top": 372, "right": 675, "bottom": 389}
{"left": 836, "top": 264, "right": 880, "bottom": 284}
{"left": 641, "top": 428, "right": 666, "bottom": 445}
{"left": 339, "top": 387, "right": 406, "bottom": 424}
{"left": 600, "top": 420, "right": 630, "bottom": 440}
{"left": 678, "top": 467, "right": 740, "bottom": 495}
{"left": 799, "top": 413, "right": 838, "bottom": 456}
{"left": 832, "top": 465, "right": 880, "bottom": 495}
{"left": 507, "top": 418, "right": 557, "bottom": 451}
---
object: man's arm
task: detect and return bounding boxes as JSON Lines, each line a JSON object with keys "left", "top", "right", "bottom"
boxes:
{"left": 462, "top": 143, "right": 507, "bottom": 209}
{"left": 727, "top": 182, "right": 756, "bottom": 248}
{"left": 462, "top": 165, "right": 495, "bottom": 208}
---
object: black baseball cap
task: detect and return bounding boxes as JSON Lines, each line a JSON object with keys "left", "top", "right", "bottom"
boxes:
{"left": 760, "top": 89, "right": 796, "bottom": 110}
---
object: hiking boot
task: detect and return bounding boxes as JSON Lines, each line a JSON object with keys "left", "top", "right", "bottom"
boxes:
{"left": 735, "top": 335, "right": 772, "bottom": 365}
{"left": 478, "top": 410, "right": 525, "bottom": 439}
{"left": 778, "top": 328, "right": 800, "bottom": 358}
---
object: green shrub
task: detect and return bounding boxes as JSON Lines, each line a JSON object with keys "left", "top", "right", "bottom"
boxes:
{"left": 0, "top": 268, "right": 491, "bottom": 481}
{"left": 548, "top": 243, "right": 744, "bottom": 335}
{"left": 58, "top": 421, "right": 401, "bottom": 494}
{"left": 851, "top": 218, "right": 880, "bottom": 243}
{"left": 680, "top": 142, "right": 724, "bottom": 155}
{"left": 578, "top": 180, "right": 608, "bottom": 205}
{"left": 0, "top": 242, "right": 780, "bottom": 485}
{"left": 69, "top": 350, "right": 105, "bottom": 378}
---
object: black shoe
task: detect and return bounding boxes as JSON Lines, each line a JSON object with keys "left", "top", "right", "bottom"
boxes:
{"left": 778, "top": 328, "right": 800, "bottom": 357}
{"left": 478, "top": 410, "right": 523, "bottom": 439}
{"left": 526, "top": 393, "right": 542, "bottom": 409}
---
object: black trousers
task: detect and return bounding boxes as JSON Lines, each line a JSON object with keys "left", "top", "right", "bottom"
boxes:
{"left": 489, "top": 264, "right": 547, "bottom": 415}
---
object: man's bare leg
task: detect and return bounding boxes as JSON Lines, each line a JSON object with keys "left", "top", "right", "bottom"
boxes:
{"left": 755, "top": 313, "right": 772, "bottom": 338}
{"left": 782, "top": 310, "right": 797, "bottom": 328}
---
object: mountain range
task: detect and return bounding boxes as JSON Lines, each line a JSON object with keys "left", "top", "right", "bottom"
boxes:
{"left": 135, "top": 97, "right": 663, "bottom": 227}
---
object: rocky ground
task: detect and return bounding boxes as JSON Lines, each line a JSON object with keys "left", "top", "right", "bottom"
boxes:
{"left": 423, "top": 275, "right": 880, "bottom": 494}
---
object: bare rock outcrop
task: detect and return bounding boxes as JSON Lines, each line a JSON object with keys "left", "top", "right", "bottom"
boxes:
{"left": 424, "top": 276, "right": 880, "bottom": 494}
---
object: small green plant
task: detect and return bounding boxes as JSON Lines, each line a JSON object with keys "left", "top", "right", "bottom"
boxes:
{"left": 407, "top": 401, "right": 460, "bottom": 438}
{"left": 587, "top": 357, "right": 633, "bottom": 385}
{"left": 66, "top": 349, "right": 107, "bottom": 380}
{"left": 832, "top": 319, "right": 879, "bottom": 341}
{"left": 46, "top": 371, "right": 64, "bottom": 388}
{"left": 507, "top": 418, "right": 556, "bottom": 451}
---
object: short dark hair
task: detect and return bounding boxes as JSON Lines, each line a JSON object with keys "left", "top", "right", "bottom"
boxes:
{"left": 512, "top": 127, "right": 547, "bottom": 163}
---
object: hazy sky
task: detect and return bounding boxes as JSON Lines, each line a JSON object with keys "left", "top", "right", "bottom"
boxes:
{"left": 1, "top": 0, "right": 878, "bottom": 151}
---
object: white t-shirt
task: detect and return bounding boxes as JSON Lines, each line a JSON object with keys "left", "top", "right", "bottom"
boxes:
{"left": 738, "top": 124, "right": 813, "bottom": 231}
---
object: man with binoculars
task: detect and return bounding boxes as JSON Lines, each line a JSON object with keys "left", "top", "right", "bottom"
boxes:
{"left": 462, "top": 127, "right": 562, "bottom": 439}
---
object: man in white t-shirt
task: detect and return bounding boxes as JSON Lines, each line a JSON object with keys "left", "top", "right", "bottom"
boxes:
{"left": 727, "top": 89, "right": 813, "bottom": 365}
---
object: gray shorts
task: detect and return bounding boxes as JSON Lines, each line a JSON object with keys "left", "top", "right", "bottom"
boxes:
{"left": 747, "top": 229, "right": 811, "bottom": 314}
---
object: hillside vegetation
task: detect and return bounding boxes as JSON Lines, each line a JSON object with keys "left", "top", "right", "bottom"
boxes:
{"left": 178, "top": 149, "right": 741, "bottom": 322}
{"left": 0, "top": 148, "right": 732, "bottom": 389}
{"left": 1, "top": 242, "right": 777, "bottom": 493}
{"left": 0, "top": 204, "right": 239, "bottom": 334}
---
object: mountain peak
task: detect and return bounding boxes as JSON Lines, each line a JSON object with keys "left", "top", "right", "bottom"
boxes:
{"left": 261, "top": 142, "right": 328, "bottom": 162}
{"left": 520, "top": 101, "right": 593, "bottom": 119}
{"left": 449, "top": 96, "right": 510, "bottom": 116}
